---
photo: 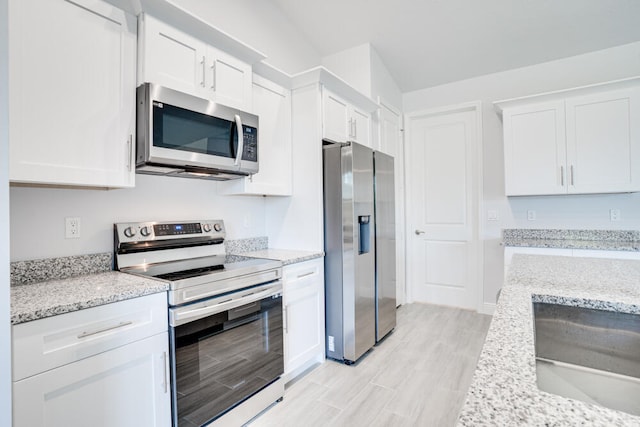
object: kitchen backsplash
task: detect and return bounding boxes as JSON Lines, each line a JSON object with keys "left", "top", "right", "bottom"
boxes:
{"left": 225, "top": 236, "right": 268, "bottom": 254}
{"left": 10, "top": 237, "right": 269, "bottom": 286}
{"left": 11, "top": 253, "right": 113, "bottom": 286}
{"left": 503, "top": 229, "right": 640, "bottom": 242}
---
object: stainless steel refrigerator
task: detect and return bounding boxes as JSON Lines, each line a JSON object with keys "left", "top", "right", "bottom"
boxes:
{"left": 323, "top": 141, "right": 396, "bottom": 364}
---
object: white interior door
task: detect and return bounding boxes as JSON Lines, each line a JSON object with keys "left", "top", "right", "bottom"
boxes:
{"left": 406, "top": 107, "right": 480, "bottom": 309}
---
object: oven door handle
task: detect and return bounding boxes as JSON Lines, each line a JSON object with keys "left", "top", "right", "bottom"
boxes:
{"left": 169, "top": 281, "right": 282, "bottom": 326}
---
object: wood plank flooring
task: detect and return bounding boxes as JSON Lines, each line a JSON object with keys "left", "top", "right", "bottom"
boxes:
{"left": 248, "top": 303, "right": 492, "bottom": 427}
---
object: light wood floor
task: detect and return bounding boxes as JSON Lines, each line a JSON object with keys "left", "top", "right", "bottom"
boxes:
{"left": 249, "top": 303, "right": 492, "bottom": 427}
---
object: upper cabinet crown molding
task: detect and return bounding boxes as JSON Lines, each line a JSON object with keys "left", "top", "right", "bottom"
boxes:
{"left": 252, "top": 61, "right": 294, "bottom": 90}
{"left": 104, "top": 0, "right": 266, "bottom": 64}
{"left": 494, "top": 76, "right": 640, "bottom": 114}
{"left": 292, "top": 66, "right": 379, "bottom": 113}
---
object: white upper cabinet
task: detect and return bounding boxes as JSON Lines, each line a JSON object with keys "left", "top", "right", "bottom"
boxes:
{"left": 221, "top": 75, "right": 292, "bottom": 196}
{"left": 322, "top": 89, "right": 351, "bottom": 143}
{"left": 497, "top": 79, "right": 640, "bottom": 196}
{"left": 322, "top": 87, "right": 371, "bottom": 147}
{"left": 9, "top": 0, "right": 137, "bottom": 188}
{"left": 140, "top": 14, "right": 252, "bottom": 111}
{"left": 503, "top": 100, "right": 567, "bottom": 196}
{"left": 566, "top": 88, "right": 640, "bottom": 194}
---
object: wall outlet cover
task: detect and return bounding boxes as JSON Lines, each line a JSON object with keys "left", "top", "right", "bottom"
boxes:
{"left": 65, "top": 217, "right": 81, "bottom": 239}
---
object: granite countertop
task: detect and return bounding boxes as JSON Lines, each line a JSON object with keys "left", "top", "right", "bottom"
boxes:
{"left": 239, "top": 248, "right": 324, "bottom": 265}
{"left": 11, "top": 272, "right": 168, "bottom": 325}
{"left": 457, "top": 254, "right": 640, "bottom": 426}
{"left": 502, "top": 229, "right": 640, "bottom": 252}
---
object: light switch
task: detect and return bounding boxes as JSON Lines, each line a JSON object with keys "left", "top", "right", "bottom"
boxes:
{"left": 487, "top": 210, "right": 499, "bottom": 221}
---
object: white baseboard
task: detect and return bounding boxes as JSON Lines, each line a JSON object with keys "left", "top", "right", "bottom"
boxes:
{"left": 478, "top": 302, "right": 496, "bottom": 315}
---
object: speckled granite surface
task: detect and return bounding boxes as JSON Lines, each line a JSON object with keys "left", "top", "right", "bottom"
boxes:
{"left": 11, "top": 272, "right": 168, "bottom": 325}
{"left": 503, "top": 229, "right": 640, "bottom": 251}
{"left": 457, "top": 254, "right": 640, "bottom": 426}
{"left": 225, "top": 237, "right": 268, "bottom": 254}
{"left": 239, "top": 249, "right": 324, "bottom": 265}
{"left": 11, "top": 252, "right": 113, "bottom": 286}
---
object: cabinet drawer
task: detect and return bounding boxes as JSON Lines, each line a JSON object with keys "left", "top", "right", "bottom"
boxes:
{"left": 13, "top": 293, "right": 167, "bottom": 381}
{"left": 283, "top": 258, "right": 323, "bottom": 285}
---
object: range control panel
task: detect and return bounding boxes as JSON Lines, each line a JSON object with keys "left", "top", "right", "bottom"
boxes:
{"left": 115, "top": 220, "right": 225, "bottom": 243}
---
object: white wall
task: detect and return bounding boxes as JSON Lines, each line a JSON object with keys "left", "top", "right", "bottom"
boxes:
{"left": 370, "top": 47, "right": 402, "bottom": 110}
{"left": 0, "top": 0, "right": 12, "bottom": 422}
{"left": 322, "top": 44, "right": 372, "bottom": 97}
{"left": 403, "top": 41, "right": 640, "bottom": 308}
{"left": 172, "top": 0, "right": 321, "bottom": 75}
{"left": 10, "top": 176, "right": 266, "bottom": 261}
{"left": 321, "top": 43, "right": 403, "bottom": 111}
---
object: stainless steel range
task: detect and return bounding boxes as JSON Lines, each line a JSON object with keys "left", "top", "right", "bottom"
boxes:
{"left": 114, "top": 220, "right": 284, "bottom": 427}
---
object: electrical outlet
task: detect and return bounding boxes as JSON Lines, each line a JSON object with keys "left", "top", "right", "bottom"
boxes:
{"left": 527, "top": 210, "right": 536, "bottom": 221}
{"left": 65, "top": 217, "right": 81, "bottom": 239}
{"left": 610, "top": 209, "right": 621, "bottom": 221}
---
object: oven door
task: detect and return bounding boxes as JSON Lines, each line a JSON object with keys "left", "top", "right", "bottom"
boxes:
{"left": 168, "top": 281, "right": 283, "bottom": 427}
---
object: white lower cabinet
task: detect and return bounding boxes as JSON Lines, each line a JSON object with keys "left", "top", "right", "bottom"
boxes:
{"left": 13, "top": 333, "right": 170, "bottom": 427}
{"left": 12, "top": 293, "right": 170, "bottom": 427}
{"left": 283, "top": 258, "right": 325, "bottom": 382}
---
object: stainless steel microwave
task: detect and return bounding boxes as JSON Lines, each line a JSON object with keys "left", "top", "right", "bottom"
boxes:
{"left": 136, "top": 83, "right": 258, "bottom": 180}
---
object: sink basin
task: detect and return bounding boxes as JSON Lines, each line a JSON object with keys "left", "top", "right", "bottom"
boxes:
{"left": 533, "top": 301, "right": 640, "bottom": 415}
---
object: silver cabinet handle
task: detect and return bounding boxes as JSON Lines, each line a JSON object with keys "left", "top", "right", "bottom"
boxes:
{"left": 200, "top": 56, "right": 206, "bottom": 87}
{"left": 297, "top": 271, "right": 315, "bottom": 279}
{"left": 77, "top": 321, "right": 133, "bottom": 339}
{"left": 560, "top": 165, "right": 564, "bottom": 186}
{"left": 127, "top": 134, "right": 133, "bottom": 171}
{"left": 234, "top": 114, "right": 243, "bottom": 167}
{"left": 570, "top": 165, "right": 575, "bottom": 186}
{"left": 415, "top": 230, "right": 425, "bottom": 235}
{"left": 210, "top": 61, "right": 216, "bottom": 91}
{"left": 353, "top": 118, "right": 357, "bottom": 139}
{"left": 283, "top": 305, "right": 288, "bottom": 334}
{"left": 162, "top": 351, "right": 168, "bottom": 393}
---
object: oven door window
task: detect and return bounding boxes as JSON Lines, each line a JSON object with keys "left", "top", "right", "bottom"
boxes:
{"left": 171, "top": 295, "right": 283, "bottom": 426}
{"left": 153, "top": 102, "right": 239, "bottom": 159}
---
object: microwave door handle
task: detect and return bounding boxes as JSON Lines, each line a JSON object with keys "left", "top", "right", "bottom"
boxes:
{"left": 234, "top": 114, "right": 243, "bottom": 167}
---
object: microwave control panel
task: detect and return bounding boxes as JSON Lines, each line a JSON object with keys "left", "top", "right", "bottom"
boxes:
{"left": 242, "top": 126, "right": 258, "bottom": 162}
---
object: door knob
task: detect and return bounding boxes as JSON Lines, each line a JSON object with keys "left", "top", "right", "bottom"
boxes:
{"left": 415, "top": 229, "right": 425, "bottom": 235}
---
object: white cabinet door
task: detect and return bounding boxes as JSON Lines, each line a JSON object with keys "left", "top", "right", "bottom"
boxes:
{"left": 221, "top": 76, "right": 292, "bottom": 196}
{"left": 322, "top": 89, "right": 350, "bottom": 143}
{"left": 503, "top": 101, "right": 566, "bottom": 196}
{"left": 207, "top": 46, "right": 252, "bottom": 111}
{"left": 566, "top": 88, "right": 640, "bottom": 194}
{"left": 141, "top": 14, "right": 209, "bottom": 99}
{"left": 9, "top": 0, "right": 136, "bottom": 188}
{"left": 283, "top": 259, "right": 324, "bottom": 381}
{"left": 141, "top": 15, "right": 252, "bottom": 111}
{"left": 13, "top": 332, "right": 171, "bottom": 427}
{"left": 351, "top": 106, "right": 371, "bottom": 148}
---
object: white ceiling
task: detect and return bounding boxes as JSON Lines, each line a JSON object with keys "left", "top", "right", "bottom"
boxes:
{"left": 270, "top": 0, "right": 640, "bottom": 92}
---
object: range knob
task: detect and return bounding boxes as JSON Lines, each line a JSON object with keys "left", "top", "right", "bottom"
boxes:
{"left": 202, "top": 223, "right": 212, "bottom": 233}
{"left": 140, "top": 226, "right": 152, "bottom": 237}
{"left": 213, "top": 223, "right": 222, "bottom": 232}
{"left": 123, "top": 226, "right": 136, "bottom": 238}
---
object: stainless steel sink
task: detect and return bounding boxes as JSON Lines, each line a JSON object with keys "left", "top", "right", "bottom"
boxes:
{"left": 533, "top": 301, "right": 640, "bottom": 415}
